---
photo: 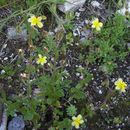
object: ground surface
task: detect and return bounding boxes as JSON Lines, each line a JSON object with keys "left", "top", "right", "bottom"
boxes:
{"left": 0, "top": 0, "right": 130, "bottom": 130}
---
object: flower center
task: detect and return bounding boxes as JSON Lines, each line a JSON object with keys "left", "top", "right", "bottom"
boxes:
{"left": 75, "top": 118, "right": 81, "bottom": 125}
{"left": 94, "top": 21, "right": 100, "bottom": 27}
{"left": 39, "top": 58, "right": 45, "bottom": 62}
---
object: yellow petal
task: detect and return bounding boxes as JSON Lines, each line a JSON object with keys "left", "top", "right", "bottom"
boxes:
{"left": 29, "top": 20, "right": 36, "bottom": 25}
{"left": 38, "top": 54, "right": 42, "bottom": 58}
{"left": 99, "top": 22, "right": 103, "bottom": 27}
{"left": 43, "top": 59, "right": 47, "bottom": 64}
{"left": 72, "top": 122, "right": 75, "bottom": 126}
{"left": 77, "top": 114, "right": 82, "bottom": 120}
{"left": 36, "top": 60, "right": 40, "bottom": 64}
{"left": 92, "top": 25, "right": 95, "bottom": 28}
{"left": 31, "top": 23, "right": 36, "bottom": 26}
{"left": 124, "top": 82, "right": 127, "bottom": 87}
{"left": 80, "top": 120, "right": 84, "bottom": 124}
{"left": 115, "top": 86, "right": 120, "bottom": 90}
{"left": 121, "top": 89, "right": 126, "bottom": 92}
{"left": 114, "top": 78, "right": 122, "bottom": 85}
{"left": 43, "top": 56, "right": 47, "bottom": 62}
{"left": 37, "top": 22, "right": 43, "bottom": 28}
{"left": 44, "top": 56, "right": 47, "bottom": 60}
{"left": 28, "top": 15, "right": 35, "bottom": 22}
{"left": 72, "top": 116, "right": 76, "bottom": 120}
{"left": 92, "top": 18, "right": 99, "bottom": 24}
{"left": 41, "top": 62, "right": 44, "bottom": 65}
{"left": 114, "top": 81, "right": 118, "bottom": 86}
{"left": 96, "top": 27, "right": 101, "bottom": 31}
{"left": 38, "top": 16, "right": 42, "bottom": 21}
{"left": 75, "top": 124, "right": 79, "bottom": 129}
{"left": 28, "top": 18, "right": 32, "bottom": 23}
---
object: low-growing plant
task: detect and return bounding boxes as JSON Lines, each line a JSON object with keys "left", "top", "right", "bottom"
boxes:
{"left": 84, "top": 14, "right": 128, "bottom": 74}
{"left": 0, "top": 0, "right": 129, "bottom": 129}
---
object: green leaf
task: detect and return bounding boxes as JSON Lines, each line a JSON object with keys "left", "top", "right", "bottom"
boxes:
{"left": 67, "top": 105, "right": 77, "bottom": 116}
{"left": 57, "top": 118, "right": 71, "bottom": 129}
{"left": 70, "top": 87, "right": 86, "bottom": 100}
{"left": 23, "top": 109, "right": 34, "bottom": 120}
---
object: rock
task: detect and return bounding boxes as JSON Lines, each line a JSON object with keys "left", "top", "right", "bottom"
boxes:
{"left": 73, "top": 19, "right": 91, "bottom": 41}
{"left": 0, "top": 70, "right": 5, "bottom": 74}
{"left": 7, "top": 27, "right": 27, "bottom": 41}
{"left": 8, "top": 116, "right": 25, "bottom": 130}
{"left": 127, "top": 43, "right": 130, "bottom": 49}
{"left": 117, "top": 0, "right": 130, "bottom": 16}
{"left": 58, "top": 0, "right": 86, "bottom": 13}
{"left": 91, "top": 1, "right": 100, "bottom": 8}
{"left": 99, "top": 90, "right": 102, "bottom": 94}
{"left": 73, "top": 28, "right": 80, "bottom": 36}
{"left": 33, "top": 88, "right": 41, "bottom": 95}
{"left": 0, "top": 107, "right": 7, "bottom": 130}
{"left": 128, "top": 0, "right": 130, "bottom": 7}
{"left": 117, "top": 8, "right": 127, "bottom": 16}
{"left": 80, "top": 29, "right": 91, "bottom": 41}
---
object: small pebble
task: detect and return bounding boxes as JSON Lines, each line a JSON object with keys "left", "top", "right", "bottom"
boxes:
{"left": 1, "top": 70, "right": 5, "bottom": 74}
{"left": 75, "top": 43, "right": 79, "bottom": 46}
{"left": 4, "top": 57, "right": 8, "bottom": 60}
{"left": 91, "top": 1, "right": 100, "bottom": 8}
{"left": 99, "top": 90, "right": 102, "bottom": 94}
{"left": 7, "top": 27, "right": 27, "bottom": 41}
{"left": 76, "top": 72, "right": 80, "bottom": 76}
{"left": 75, "top": 12, "right": 80, "bottom": 17}
{"left": 73, "top": 28, "right": 80, "bottom": 36}
{"left": 78, "top": 7, "right": 85, "bottom": 12}
{"left": 80, "top": 75, "right": 84, "bottom": 79}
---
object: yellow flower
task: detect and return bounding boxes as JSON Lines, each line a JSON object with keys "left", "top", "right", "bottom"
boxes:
{"left": 28, "top": 15, "right": 43, "bottom": 28}
{"left": 72, "top": 114, "right": 84, "bottom": 129}
{"left": 115, "top": 78, "right": 127, "bottom": 92}
{"left": 92, "top": 18, "right": 103, "bottom": 31}
{"left": 36, "top": 54, "right": 47, "bottom": 65}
